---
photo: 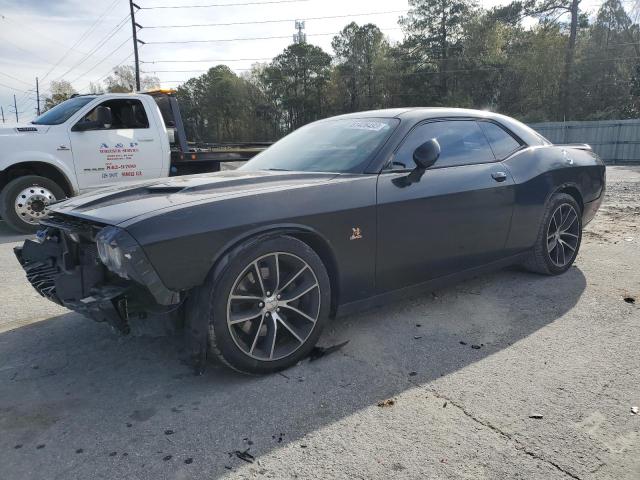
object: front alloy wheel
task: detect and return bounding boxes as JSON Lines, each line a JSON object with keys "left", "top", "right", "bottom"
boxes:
{"left": 227, "top": 252, "right": 321, "bottom": 361}
{"left": 193, "top": 235, "right": 331, "bottom": 374}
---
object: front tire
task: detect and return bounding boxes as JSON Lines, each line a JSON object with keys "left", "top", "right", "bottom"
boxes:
{"left": 0, "top": 175, "right": 65, "bottom": 234}
{"left": 189, "top": 235, "right": 331, "bottom": 375}
{"left": 523, "top": 193, "right": 582, "bottom": 275}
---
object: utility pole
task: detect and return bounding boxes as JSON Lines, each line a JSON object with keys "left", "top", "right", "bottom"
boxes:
{"left": 1, "top": 106, "right": 4, "bottom": 123}
{"left": 13, "top": 94, "right": 18, "bottom": 122}
{"left": 129, "top": 0, "right": 142, "bottom": 91}
{"left": 36, "top": 76, "right": 41, "bottom": 116}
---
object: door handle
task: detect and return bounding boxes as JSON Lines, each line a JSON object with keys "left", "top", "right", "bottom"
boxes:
{"left": 491, "top": 171, "right": 508, "bottom": 182}
{"left": 138, "top": 138, "right": 154, "bottom": 142}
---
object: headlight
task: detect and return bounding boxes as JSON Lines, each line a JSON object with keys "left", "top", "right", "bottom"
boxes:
{"left": 96, "top": 226, "right": 129, "bottom": 278}
{"left": 94, "top": 226, "right": 180, "bottom": 306}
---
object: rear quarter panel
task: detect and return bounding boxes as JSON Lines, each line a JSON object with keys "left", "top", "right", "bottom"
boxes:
{"left": 503, "top": 145, "right": 605, "bottom": 253}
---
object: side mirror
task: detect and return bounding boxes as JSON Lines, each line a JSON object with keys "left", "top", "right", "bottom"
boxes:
{"left": 413, "top": 138, "right": 440, "bottom": 170}
{"left": 392, "top": 138, "right": 441, "bottom": 189}
{"left": 72, "top": 106, "right": 112, "bottom": 131}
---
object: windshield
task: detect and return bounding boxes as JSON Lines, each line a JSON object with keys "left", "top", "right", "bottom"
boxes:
{"left": 241, "top": 118, "right": 399, "bottom": 173}
{"left": 32, "top": 96, "right": 96, "bottom": 125}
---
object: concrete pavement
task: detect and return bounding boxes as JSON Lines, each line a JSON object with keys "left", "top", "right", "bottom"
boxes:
{"left": 0, "top": 167, "right": 638, "bottom": 479}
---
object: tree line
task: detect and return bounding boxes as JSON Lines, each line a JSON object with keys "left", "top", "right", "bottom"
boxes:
{"left": 46, "top": 0, "right": 639, "bottom": 143}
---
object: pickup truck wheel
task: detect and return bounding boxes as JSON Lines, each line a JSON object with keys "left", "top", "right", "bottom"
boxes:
{"left": 0, "top": 175, "right": 65, "bottom": 234}
{"left": 191, "top": 236, "right": 331, "bottom": 375}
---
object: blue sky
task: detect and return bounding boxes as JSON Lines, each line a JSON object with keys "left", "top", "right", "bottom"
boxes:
{"left": 0, "top": 0, "right": 617, "bottom": 122}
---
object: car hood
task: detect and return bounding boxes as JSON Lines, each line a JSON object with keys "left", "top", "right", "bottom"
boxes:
{"left": 49, "top": 169, "right": 340, "bottom": 225}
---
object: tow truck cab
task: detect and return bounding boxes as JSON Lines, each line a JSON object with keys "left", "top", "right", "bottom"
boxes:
{"left": 0, "top": 90, "right": 270, "bottom": 233}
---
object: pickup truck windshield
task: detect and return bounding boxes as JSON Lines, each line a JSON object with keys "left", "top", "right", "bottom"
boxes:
{"left": 241, "top": 118, "right": 399, "bottom": 173}
{"left": 32, "top": 96, "right": 96, "bottom": 125}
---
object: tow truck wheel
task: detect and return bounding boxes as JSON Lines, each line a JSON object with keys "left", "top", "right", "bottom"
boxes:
{"left": 0, "top": 175, "right": 65, "bottom": 234}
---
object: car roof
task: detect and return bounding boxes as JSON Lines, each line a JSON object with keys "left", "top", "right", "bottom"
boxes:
{"left": 331, "top": 107, "right": 505, "bottom": 120}
{"left": 328, "top": 107, "right": 549, "bottom": 146}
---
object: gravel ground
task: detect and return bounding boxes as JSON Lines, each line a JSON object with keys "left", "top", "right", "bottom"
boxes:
{"left": 0, "top": 166, "right": 638, "bottom": 480}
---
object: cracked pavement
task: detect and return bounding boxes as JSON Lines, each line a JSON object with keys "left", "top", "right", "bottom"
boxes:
{"left": 0, "top": 166, "right": 639, "bottom": 479}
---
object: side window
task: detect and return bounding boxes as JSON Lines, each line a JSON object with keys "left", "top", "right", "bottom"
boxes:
{"left": 479, "top": 122, "right": 521, "bottom": 160}
{"left": 394, "top": 120, "right": 495, "bottom": 169}
{"left": 79, "top": 99, "right": 149, "bottom": 130}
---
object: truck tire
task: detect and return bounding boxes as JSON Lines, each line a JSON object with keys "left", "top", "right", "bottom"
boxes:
{"left": 187, "top": 235, "right": 331, "bottom": 375}
{"left": 0, "top": 175, "right": 66, "bottom": 234}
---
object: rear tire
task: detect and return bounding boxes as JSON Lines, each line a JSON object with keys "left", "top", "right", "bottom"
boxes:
{"left": 0, "top": 175, "right": 65, "bottom": 234}
{"left": 188, "top": 235, "right": 331, "bottom": 375}
{"left": 523, "top": 193, "right": 582, "bottom": 275}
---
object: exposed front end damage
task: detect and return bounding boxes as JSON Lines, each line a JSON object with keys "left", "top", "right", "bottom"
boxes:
{"left": 14, "top": 213, "right": 184, "bottom": 337}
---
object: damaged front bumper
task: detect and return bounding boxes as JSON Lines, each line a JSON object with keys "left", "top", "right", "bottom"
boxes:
{"left": 14, "top": 214, "right": 183, "bottom": 336}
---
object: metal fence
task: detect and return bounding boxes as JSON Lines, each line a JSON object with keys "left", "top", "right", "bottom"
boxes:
{"left": 528, "top": 119, "right": 640, "bottom": 164}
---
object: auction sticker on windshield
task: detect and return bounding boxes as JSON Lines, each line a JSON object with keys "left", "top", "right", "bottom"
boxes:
{"left": 347, "top": 121, "right": 389, "bottom": 132}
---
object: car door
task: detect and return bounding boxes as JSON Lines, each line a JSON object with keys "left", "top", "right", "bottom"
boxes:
{"left": 376, "top": 119, "right": 517, "bottom": 293}
{"left": 68, "top": 97, "right": 164, "bottom": 191}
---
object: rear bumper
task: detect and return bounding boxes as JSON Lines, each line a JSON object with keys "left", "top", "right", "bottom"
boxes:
{"left": 582, "top": 185, "right": 605, "bottom": 227}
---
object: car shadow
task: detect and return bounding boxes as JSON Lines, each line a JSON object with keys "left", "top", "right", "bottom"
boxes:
{"left": 0, "top": 266, "right": 587, "bottom": 479}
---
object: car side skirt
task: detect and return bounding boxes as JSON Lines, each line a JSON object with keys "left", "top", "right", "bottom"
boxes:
{"left": 336, "top": 251, "right": 530, "bottom": 317}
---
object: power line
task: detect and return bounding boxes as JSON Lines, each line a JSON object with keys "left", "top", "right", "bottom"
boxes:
{"left": 145, "top": 27, "right": 402, "bottom": 44}
{"left": 142, "top": 10, "right": 406, "bottom": 28}
{"left": 0, "top": 14, "right": 90, "bottom": 56}
{"left": 0, "top": 71, "right": 32, "bottom": 87}
{"left": 68, "top": 36, "right": 133, "bottom": 85}
{"left": 0, "top": 34, "right": 57, "bottom": 67}
{"left": 142, "top": 57, "right": 274, "bottom": 63}
{"left": 78, "top": 52, "right": 136, "bottom": 93}
{"left": 141, "top": 51, "right": 640, "bottom": 72}
{"left": 148, "top": 54, "right": 640, "bottom": 84}
{"left": 38, "top": 0, "right": 123, "bottom": 84}
{"left": 143, "top": 69, "right": 253, "bottom": 73}
{"left": 0, "top": 80, "right": 30, "bottom": 94}
{"left": 140, "top": 0, "right": 312, "bottom": 9}
{"left": 47, "top": 14, "right": 131, "bottom": 87}
{"left": 160, "top": 76, "right": 638, "bottom": 94}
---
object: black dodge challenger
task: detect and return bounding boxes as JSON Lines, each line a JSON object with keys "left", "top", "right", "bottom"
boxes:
{"left": 15, "top": 108, "right": 606, "bottom": 374}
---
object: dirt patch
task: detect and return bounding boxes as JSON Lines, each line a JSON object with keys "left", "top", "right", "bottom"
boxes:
{"left": 583, "top": 175, "right": 640, "bottom": 245}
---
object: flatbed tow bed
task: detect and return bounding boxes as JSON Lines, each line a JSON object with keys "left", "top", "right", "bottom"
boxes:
{"left": 147, "top": 90, "right": 270, "bottom": 175}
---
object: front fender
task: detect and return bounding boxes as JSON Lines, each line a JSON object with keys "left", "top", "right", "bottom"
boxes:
{"left": 0, "top": 151, "right": 79, "bottom": 194}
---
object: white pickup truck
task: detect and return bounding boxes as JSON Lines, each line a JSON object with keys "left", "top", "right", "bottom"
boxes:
{"left": 0, "top": 90, "right": 269, "bottom": 233}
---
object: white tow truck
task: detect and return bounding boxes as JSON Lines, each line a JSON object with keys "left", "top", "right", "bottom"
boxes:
{"left": 0, "top": 89, "right": 269, "bottom": 233}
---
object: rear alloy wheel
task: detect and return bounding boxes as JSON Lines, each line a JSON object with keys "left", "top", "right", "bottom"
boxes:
{"left": 523, "top": 193, "right": 582, "bottom": 275}
{"left": 0, "top": 175, "right": 65, "bottom": 234}
{"left": 192, "top": 235, "right": 331, "bottom": 374}
{"left": 546, "top": 203, "right": 580, "bottom": 268}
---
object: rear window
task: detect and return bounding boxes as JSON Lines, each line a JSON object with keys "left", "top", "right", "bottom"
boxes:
{"left": 479, "top": 122, "right": 522, "bottom": 160}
